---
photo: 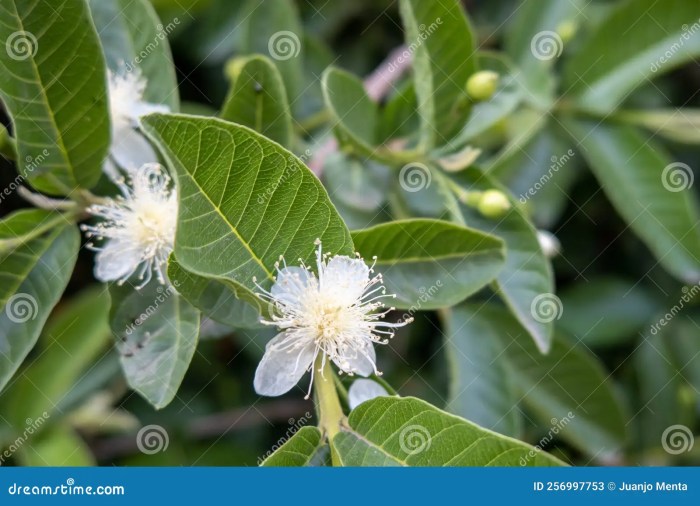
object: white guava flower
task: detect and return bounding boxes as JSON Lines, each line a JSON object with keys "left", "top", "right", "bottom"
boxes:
{"left": 254, "top": 241, "right": 412, "bottom": 398}
{"left": 105, "top": 70, "right": 169, "bottom": 176}
{"left": 81, "top": 163, "right": 177, "bottom": 288}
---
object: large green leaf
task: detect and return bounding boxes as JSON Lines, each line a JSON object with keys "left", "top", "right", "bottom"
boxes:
{"left": 564, "top": 121, "right": 700, "bottom": 283}
{"left": 168, "top": 257, "right": 263, "bottom": 329}
{"left": 141, "top": 113, "right": 353, "bottom": 295}
{"left": 565, "top": 0, "right": 700, "bottom": 112}
{"left": 321, "top": 67, "right": 381, "bottom": 160}
{"left": 454, "top": 304, "right": 627, "bottom": 458}
{"left": 17, "top": 424, "right": 94, "bottom": 466}
{"left": 0, "top": 209, "right": 68, "bottom": 251}
{"left": 4, "top": 286, "right": 111, "bottom": 429}
{"left": 398, "top": 0, "right": 476, "bottom": 149}
{"left": 0, "top": 0, "right": 109, "bottom": 195}
{"left": 351, "top": 219, "right": 505, "bottom": 310}
{"left": 558, "top": 277, "right": 661, "bottom": 348}
{"left": 0, "top": 221, "right": 79, "bottom": 392}
{"left": 220, "top": 55, "right": 292, "bottom": 148}
{"left": 453, "top": 170, "right": 555, "bottom": 353}
{"left": 88, "top": 0, "right": 179, "bottom": 110}
{"left": 109, "top": 282, "right": 200, "bottom": 409}
{"left": 238, "top": 0, "right": 303, "bottom": 109}
{"left": 332, "top": 396, "right": 564, "bottom": 466}
{"left": 261, "top": 426, "right": 325, "bottom": 466}
{"left": 444, "top": 306, "right": 521, "bottom": 437}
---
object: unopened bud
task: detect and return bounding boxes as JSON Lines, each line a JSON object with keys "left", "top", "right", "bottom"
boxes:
{"left": 466, "top": 71, "right": 499, "bottom": 101}
{"left": 477, "top": 189, "right": 511, "bottom": 218}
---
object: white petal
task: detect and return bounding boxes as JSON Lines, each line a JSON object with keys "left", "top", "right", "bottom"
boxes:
{"left": 321, "top": 255, "right": 370, "bottom": 302}
{"left": 94, "top": 240, "right": 143, "bottom": 283}
{"left": 271, "top": 266, "right": 317, "bottom": 307}
{"left": 348, "top": 378, "right": 389, "bottom": 409}
{"left": 111, "top": 126, "right": 159, "bottom": 174}
{"left": 336, "top": 339, "right": 376, "bottom": 377}
{"left": 102, "top": 157, "right": 121, "bottom": 182}
{"left": 254, "top": 332, "right": 316, "bottom": 396}
{"left": 132, "top": 101, "right": 169, "bottom": 120}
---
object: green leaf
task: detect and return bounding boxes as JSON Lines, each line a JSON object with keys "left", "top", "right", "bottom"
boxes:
{"left": 5, "top": 286, "right": 111, "bottom": 428}
{"left": 332, "top": 396, "right": 564, "bottom": 466}
{"left": 444, "top": 306, "right": 521, "bottom": 437}
{"left": 0, "top": 0, "right": 110, "bottom": 195}
{"left": 0, "top": 209, "right": 69, "bottom": 251}
{"left": 0, "top": 221, "right": 79, "bottom": 392}
{"left": 618, "top": 109, "right": 700, "bottom": 145}
{"left": 238, "top": 0, "right": 303, "bottom": 109}
{"left": 141, "top": 113, "right": 353, "bottom": 295}
{"left": 565, "top": 0, "right": 700, "bottom": 112}
{"left": 454, "top": 170, "right": 555, "bottom": 352}
{"left": 351, "top": 219, "right": 505, "bottom": 310}
{"left": 109, "top": 282, "right": 200, "bottom": 409}
{"left": 221, "top": 55, "right": 292, "bottom": 148}
{"left": 558, "top": 277, "right": 661, "bottom": 348}
{"left": 398, "top": 0, "right": 476, "bottom": 148}
{"left": 88, "top": 0, "right": 179, "bottom": 109}
{"left": 168, "top": 257, "right": 263, "bottom": 329}
{"left": 17, "top": 424, "right": 94, "bottom": 466}
{"left": 454, "top": 304, "right": 626, "bottom": 458}
{"left": 261, "top": 426, "right": 325, "bottom": 466}
{"left": 563, "top": 120, "right": 700, "bottom": 283}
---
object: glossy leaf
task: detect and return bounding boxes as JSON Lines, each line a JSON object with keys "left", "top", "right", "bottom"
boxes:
{"left": 454, "top": 170, "right": 555, "bottom": 352}
{"left": 0, "top": 0, "right": 110, "bottom": 195}
{"left": 351, "top": 219, "right": 505, "bottom": 310}
{"left": 565, "top": 0, "right": 700, "bottom": 112}
{"left": 141, "top": 113, "right": 353, "bottom": 294}
{"left": 261, "top": 426, "right": 325, "bottom": 466}
{"left": 5, "top": 286, "right": 112, "bottom": 428}
{"left": 0, "top": 221, "right": 79, "bottom": 392}
{"left": 564, "top": 120, "right": 700, "bottom": 284}
{"left": 444, "top": 306, "right": 521, "bottom": 437}
{"left": 88, "top": 0, "right": 179, "bottom": 109}
{"left": 109, "top": 282, "right": 200, "bottom": 409}
{"left": 398, "top": 0, "right": 476, "bottom": 148}
{"left": 332, "top": 396, "right": 564, "bottom": 466}
{"left": 220, "top": 55, "right": 292, "bottom": 147}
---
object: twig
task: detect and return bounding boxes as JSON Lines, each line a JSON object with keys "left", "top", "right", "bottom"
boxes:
{"left": 307, "top": 46, "right": 412, "bottom": 176}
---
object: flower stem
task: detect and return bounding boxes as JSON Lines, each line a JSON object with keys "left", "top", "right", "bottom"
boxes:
{"left": 313, "top": 355, "right": 345, "bottom": 465}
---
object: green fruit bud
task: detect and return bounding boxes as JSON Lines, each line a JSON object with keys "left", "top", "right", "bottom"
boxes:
{"left": 556, "top": 20, "right": 578, "bottom": 44}
{"left": 466, "top": 71, "right": 499, "bottom": 101}
{"left": 477, "top": 189, "right": 511, "bottom": 218}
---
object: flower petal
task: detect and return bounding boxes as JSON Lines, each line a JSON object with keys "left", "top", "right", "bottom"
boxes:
{"left": 348, "top": 378, "right": 389, "bottom": 409}
{"left": 110, "top": 126, "right": 159, "bottom": 174}
{"left": 335, "top": 340, "right": 376, "bottom": 377}
{"left": 271, "top": 266, "right": 317, "bottom": 307}
{"left": 321, "top": 255, "right": 370, "bottom": 303}
{"left": 254, "top": 332, "right": 316, "bottom": 396}
{"left": 94, "top": 239, "right": 143, "bottom": 283}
